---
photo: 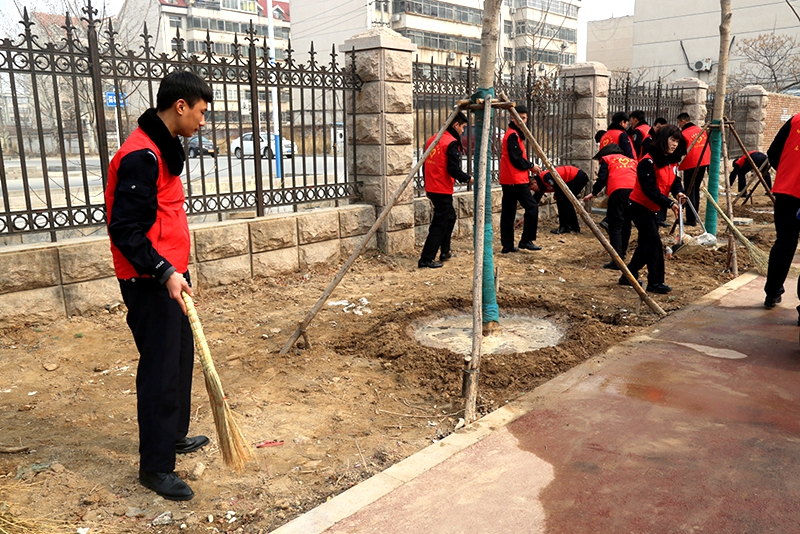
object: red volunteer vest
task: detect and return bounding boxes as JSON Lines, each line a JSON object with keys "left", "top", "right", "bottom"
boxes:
{"left": 635, "top": 124, "right": 651, "bottom": 159}
{"left": 499, "top": 128, "right": 530, "bottom": 185}
{"left": 599, "top": 129, "right": 623, "bottom": 151}
{"left": 540, "top": 166, "right": 580, "bottom": 193}
{"left": 679, "top": 124, "right": 711, "bottom": 170}
{"left": 772, "top": 114, "right": 800, "bottom": 199}
{"left": 105, "top": 127, "right": 190, "bottom": 279}
{"left": 629, "top": 158, "right": 678, "bottom": 212}
{"left": 734, "top": 151, "right": 759, "bottom": 168}
{"left": 601, "top": 154, "right": 637, "bottom": 196}
{"left": 424, "top": 131, "right": 459, "bottom": 195}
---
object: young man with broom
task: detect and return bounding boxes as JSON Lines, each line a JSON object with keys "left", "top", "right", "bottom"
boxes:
{"left": 105, "top": 71, "right": 213, "bottom": 501}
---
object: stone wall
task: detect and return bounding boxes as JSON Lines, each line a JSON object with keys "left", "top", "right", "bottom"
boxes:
{"left": 764, "top": 92, "right": 800, "bottom": 149}
{"left": 0, "top": 204, "right": 377, "bottom": 328}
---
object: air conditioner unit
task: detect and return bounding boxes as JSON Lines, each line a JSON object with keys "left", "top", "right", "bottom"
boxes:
{"left": 692, "top": 58, "right": 713, "bottom": 72}
{"left": 509, "top": 7, "right": 516, "bottom": 14}
{"left": 391, "top": 13, "right": 401, "bottom": 22}
{"left": 448, "top": 52, "right": 456, "bottom": 60}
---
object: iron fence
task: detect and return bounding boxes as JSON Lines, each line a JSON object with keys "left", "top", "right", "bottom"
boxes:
{"left": 412, "top": 56, "right": 577, "bottom": 194}
{"left": 705, "top": 91, "right": 752, "bottom": 159}
{"left": 607, "top": 73, "right": 685, "bottom": 126}
{"left": 0, "top": 1, "right": 362, "bottom": 242}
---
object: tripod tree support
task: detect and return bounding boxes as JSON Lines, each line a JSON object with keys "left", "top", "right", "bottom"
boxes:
{"left": 504, "top": 97, "right": 666, "bottom": 317}
{"left": 279, "top": 105, "right": 464, "bottom": 355}
{"left": 729, "top": 125, "right": 775, "bottom": 204}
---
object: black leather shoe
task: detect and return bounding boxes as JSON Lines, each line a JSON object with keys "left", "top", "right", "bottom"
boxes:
{"left": 602, "top": 262, "right": 620, "bottom": 270}
{"left": 551, "top": 227, "right": 570, "bottom": 234}
{"left": 599, "top": 218, "right": 609, "bottom": 231}
{"left": 139, "top": 470, "right": 194, "bottom": 501}
{"left": 764, "top": 294, "right": 782, "bottom": 309}
{"left": 519, "top": 242, "right": 542, "bottom": 251}
{"left": 176, "top": 435, "right": 209, "bottom": 454}
{"left": 647, "top": 283, "right": 672, "bottom": 294}
{"left": 618, "top": 275, "right": 642, "bottom": 287}
{"left": 418, "top": 259, "right": 443, "bottom": 269}
{"left": 440, "top": 252, "right": 454, "bottom": 262}
{"left": 501, "top": 247, "right": 519, "bottom": 254}
{"left": 657, "top": 221, "right": 670, "bottom": 228}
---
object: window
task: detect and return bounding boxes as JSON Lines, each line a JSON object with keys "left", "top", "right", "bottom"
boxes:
{"left": 504, "top": 47, "right": 513, "bottom": 61}
{"left": 503, "top": 20, "right": 513, "bottom": 35}
{"left": 398, "top": 29, "right": 481, "bottom": 55}
{"left": 393, "top": 0, "right": 483, "bottom": 26}
{"left": 169, "top": 16, "right": 182, "bottom": 28}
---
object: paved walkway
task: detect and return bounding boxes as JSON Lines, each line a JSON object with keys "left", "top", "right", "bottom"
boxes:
{"left": 272, "top": 271, "right": 800, "bottom": 534}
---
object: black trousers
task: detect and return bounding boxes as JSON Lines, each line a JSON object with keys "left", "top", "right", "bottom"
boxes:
{"left": 628, "top": 201, "right": 665, "bottom": 286}
{"left": 765, "top": 194, "right": 800, "bottom": 300}
{"left": 501, "top": 183, "right": 539, "bottom": 248}
{"left": 554, "top": 174, "right": 589, "bottom": 231}
{"left": 607, "top": 188, "right": 633, "bottom": 260}
{"left": 682, "top": 166, "right": 707, "bottom": 225}
{"left": 732, "top": 168, "right": 772, "bottom": 193}
{"left": 420, "top": 192, "right": 457, "bottom": 262}
{"left": 120, "top": 275, "right": 194, "bottom": 473}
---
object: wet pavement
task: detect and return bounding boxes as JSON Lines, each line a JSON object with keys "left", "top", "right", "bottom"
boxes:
{"left": 272, "top": 271, "right": 800, "bottom": 534}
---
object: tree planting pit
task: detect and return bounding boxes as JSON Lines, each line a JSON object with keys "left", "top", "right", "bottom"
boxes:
{"left": 412, "top": 310, "right": 565, "bottom": 355}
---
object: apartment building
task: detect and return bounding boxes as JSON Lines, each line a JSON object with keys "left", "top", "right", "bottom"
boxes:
{"left": 291, "top": 0, "right": 580, "bottom": 75}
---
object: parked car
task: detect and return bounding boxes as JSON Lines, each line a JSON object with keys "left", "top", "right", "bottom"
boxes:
{"left": 229, "top": 133, "right": 297, "bottom": 159}
{"left": 186, "top": 134, "right": 217, "bottom": 158}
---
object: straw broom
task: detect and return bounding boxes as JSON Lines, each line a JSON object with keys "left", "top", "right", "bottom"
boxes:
{"left": 181, "top": 292, "right": 253, "bottom": 473}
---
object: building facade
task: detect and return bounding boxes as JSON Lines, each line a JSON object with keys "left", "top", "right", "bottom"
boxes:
{"left": 586, "top": 15, "right": 633, "bottom": 73}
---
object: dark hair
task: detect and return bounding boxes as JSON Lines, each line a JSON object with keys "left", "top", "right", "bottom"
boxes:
{"left": 453, "top": 112, "right": 468, "bottom": 125}
{"left": 594, "top": 129, "right": 606, "bottom": 143}
{"left": 515, "top": 105, "right": 529, "bottom": 115}
{"left": 676, "top": 112, "right": 691, "bottom": 122}
{"left": 156, "top": 71, "right": 214, "bottom": 111}
{"left": 654, "top": 117, "right": 668, "bottom": 126}
{"left": 611, "top": 111, "right": 629, "bottom": 125}
{"left": 653, "top": 124, "right": 684, "bottom": 159}
{"left": 630, "top": 110, "right": 646, "bottom": 122}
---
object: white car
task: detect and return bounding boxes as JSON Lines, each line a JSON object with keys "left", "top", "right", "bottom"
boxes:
{"left": 230, "top": 133, "right": 297, "bottom": 159}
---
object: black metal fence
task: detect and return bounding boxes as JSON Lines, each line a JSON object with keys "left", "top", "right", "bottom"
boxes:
{"left": 607, "top": 74, "right": 685, "bottom": 126}
{"left": 705, "top": 91, "right": 752, "bottom": 159}
{"left": 0, "top": 1, "right": 362, "bottom": 242}
{"left": 412, "top": 56, "right": 577, "bottom": 194}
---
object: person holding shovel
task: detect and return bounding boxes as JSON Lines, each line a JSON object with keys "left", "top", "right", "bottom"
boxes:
{"left": 105, "top": 71, "right": 213, "bottom": 501}
{"left": 418, "top": 112, "right": 472, "bottom": 269}
{"left": 677, "top": 112, "right": 710, "bottom": 226}
{"left": 622, "top": 124, "right": 687, "bottom": 294}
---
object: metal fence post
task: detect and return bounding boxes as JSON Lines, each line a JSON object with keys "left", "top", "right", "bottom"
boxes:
{"left": 84, "top": 0, "right": 110, "bottom": 188}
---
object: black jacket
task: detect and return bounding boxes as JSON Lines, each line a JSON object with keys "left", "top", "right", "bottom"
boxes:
{"left": 591, "top": 144, "right": 628, "bottom": 196}
{"left": 445, "top": 125, "right": 471, "bottom": 184}
{"left": 637, "top": 146, "right": 684, "bottom": 209}
{"left": 606, "top": 123, "right": 635, "bottom": 159}
{"left": 768, "top": 116, "right": 795, "bottom": 170}
{"left": 506, "top": 122, "right": 534, "bottom": 171}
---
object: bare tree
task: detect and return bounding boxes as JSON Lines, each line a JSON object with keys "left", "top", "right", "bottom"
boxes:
{"left": 730, "top": 32, "right": 800, "bottom": 92}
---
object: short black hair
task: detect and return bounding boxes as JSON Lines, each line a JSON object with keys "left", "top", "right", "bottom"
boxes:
{"left": 611, "top": 111, "right": 629, "bottom": 125}
{"left": 653, "top": 124, "right": 683, "bottom": 155}
{"left": 453, "top": 112, "right": 468, "bottom": 125}
{"left": 515, "top": 105, "right": 529, "bottom": 115}
{"left": 156, "top": 71, "right": 214, "bottom": 112}
{"left": 594, "top": 129, "right": 606, "bottom": 143}
{"left": 630, "top": 110, "right": 646, "bottom": 123}
{"left": 676, "top": 112, "right": 691, "bottom": 122}
{"left": 654, "top": 117, "right": 668, "bottom": 126}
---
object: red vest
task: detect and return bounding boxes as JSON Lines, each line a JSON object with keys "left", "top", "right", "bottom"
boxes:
{"left": 601, "top": 154, "right": 637, "bottom": 195}
{"left": 734, "top": 151, "right": 758, "bottom": 168}
{"left": 424, "top": 131, "right": 459, "bottom": 195}
{"left": 599, "top": 129, "right": 623, "bottom": 151}
{"left": 635, "top": 123, "right": 651, "bottom": 160}
{"left": 629, "top": 158, "right": 678, "bottom": 212}
{"left": 540, "top": 166, "right": 579, "bottom": 193}
{"left": 772, "top": 114, "right": 800, "bottom": 198}
{"left": 679, "top": 124, "right": 711, "bottom": 170}
{"left": 105, "top": 127, "right": 190, "bottom": 279}
{"left": 499, "top": 128, "right": 530, "bottom": 185}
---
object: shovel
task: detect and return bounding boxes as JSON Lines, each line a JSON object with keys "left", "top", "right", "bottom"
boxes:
{"left": 672, "top": 199, "right": 717, "bottom": 256}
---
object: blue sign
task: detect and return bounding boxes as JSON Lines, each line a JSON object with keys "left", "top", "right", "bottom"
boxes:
{"left": 105, "top": 92, "right": 126, "bottom": 108}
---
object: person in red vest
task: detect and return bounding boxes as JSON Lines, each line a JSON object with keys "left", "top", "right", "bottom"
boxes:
{"left": 418, "top": 112, "right": 472, "bottom": 269}
{"left": 729, "top": 150, "right": 771, "bottom": 194}
{"left": 677, "top": 112, "right": 710, "bottom": 226}
{"left": 622, "top": 125, "right": 687, "bottom": 294}
{"left": 499, "top": 105, "right": 541, "bottom": 253}
{"left": 764, "top": 113, "right": 800, "bottom": 309}
{"left": 105, "top": 72, "right": 213, "bottom": 501}
{"left": 584, "top": 143, "right": 638, "bottom": 269}
{"left": 599, "top": 112, "right": 635, "bottom": 159}
{"left": 531, "top": 165, "right": 589, "bottom": 234}
{"left": 649, "top": 117, "right": 670, "bottom": 227}
{"left": 628, "top": 110, "right": 651, "bottom": 160}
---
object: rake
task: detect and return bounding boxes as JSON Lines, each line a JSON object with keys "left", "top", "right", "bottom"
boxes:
{"left": 182, "top": 291, "right": 253, "bottom": 473}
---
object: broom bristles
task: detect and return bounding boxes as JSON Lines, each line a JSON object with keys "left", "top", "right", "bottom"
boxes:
{"left": 182, "top": 292, "right": 253, "bottom": 473}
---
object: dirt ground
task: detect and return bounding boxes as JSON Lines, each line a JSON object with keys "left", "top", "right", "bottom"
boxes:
{"left": 0, "top": 190, "right": 776, "bottom": 533}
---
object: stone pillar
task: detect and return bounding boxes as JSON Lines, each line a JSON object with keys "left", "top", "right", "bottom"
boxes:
{"left": 736, "top": 85, "right": 768, "bottom": 152}
{"left": 561, "top": 62, "right": 609, "bottom": 180}
{"left": 672, "top": 77, "right": 708, "bottom": 123}
{"left": 342, "top": 28, "right": 415, "bottom": 254}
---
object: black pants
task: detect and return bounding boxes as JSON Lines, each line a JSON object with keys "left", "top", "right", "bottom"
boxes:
{"left": 628, "top": 201, "right": 665, "bottom": 286}
{"left": 732, "top": 168, "right": 772, "bottom": 193}
{"left": 120, "top": 275, "right": 194, "bottom": 473}
{"left": 765, "top": 194, "right": 800, "bottom": 300}
{"left": 683, "top": 166, "right": 707, "bottom": 225}
{"left": 554, "top": 174, "right": 589, "bottom": 231}
{"left": 420, "top": 192, "right": 457, "bottom": 262}
{"left": 501, "top": 183, "right": 539, "bottom": 248}
{"left": 607, "top": 188, "right": 633, "bottom": 260}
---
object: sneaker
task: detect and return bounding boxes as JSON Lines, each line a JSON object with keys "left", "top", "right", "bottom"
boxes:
{"left": 519, "top": 242, "right": 542, "bottom": 251}
{"left": 764, "top": 294, "right": 782, "bottom": 309}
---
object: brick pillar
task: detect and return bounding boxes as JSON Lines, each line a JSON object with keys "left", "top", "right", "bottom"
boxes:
{"left": 672, "top": 77, "right": 708, "bottom": 123}
{"left": 342, "top": 28, "right": 415, "bottom": 254}
{"left": 737, "top": 85, "right": 768, "bottom": 152}
{"left": 561, "top": 62, "right": 609, "bottom": 181}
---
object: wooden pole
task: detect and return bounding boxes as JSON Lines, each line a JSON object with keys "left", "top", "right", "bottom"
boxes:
{"left": 464, "top": 97, "right": 492, "bottom": 422}
{"left": 279, "top": 105, "right": 464, "bottom": 355}
{"left": 504, "top": 97, "right": 666, "bottom": 317}
{"left": 733, "top": 158, "right": 770, "bottom": 206}
{"left": 720, "top": 120, "right": 738, "bottom": 276}
{"left": 728, "top": 125, "right": 775, "bottom": 204}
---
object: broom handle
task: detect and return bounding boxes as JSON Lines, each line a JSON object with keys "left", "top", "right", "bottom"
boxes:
{"left": 181, "top": 291, "right": 226, "bottom": 399}
{"left": 700, "top": 186, "right": 749, "bottom": 244}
